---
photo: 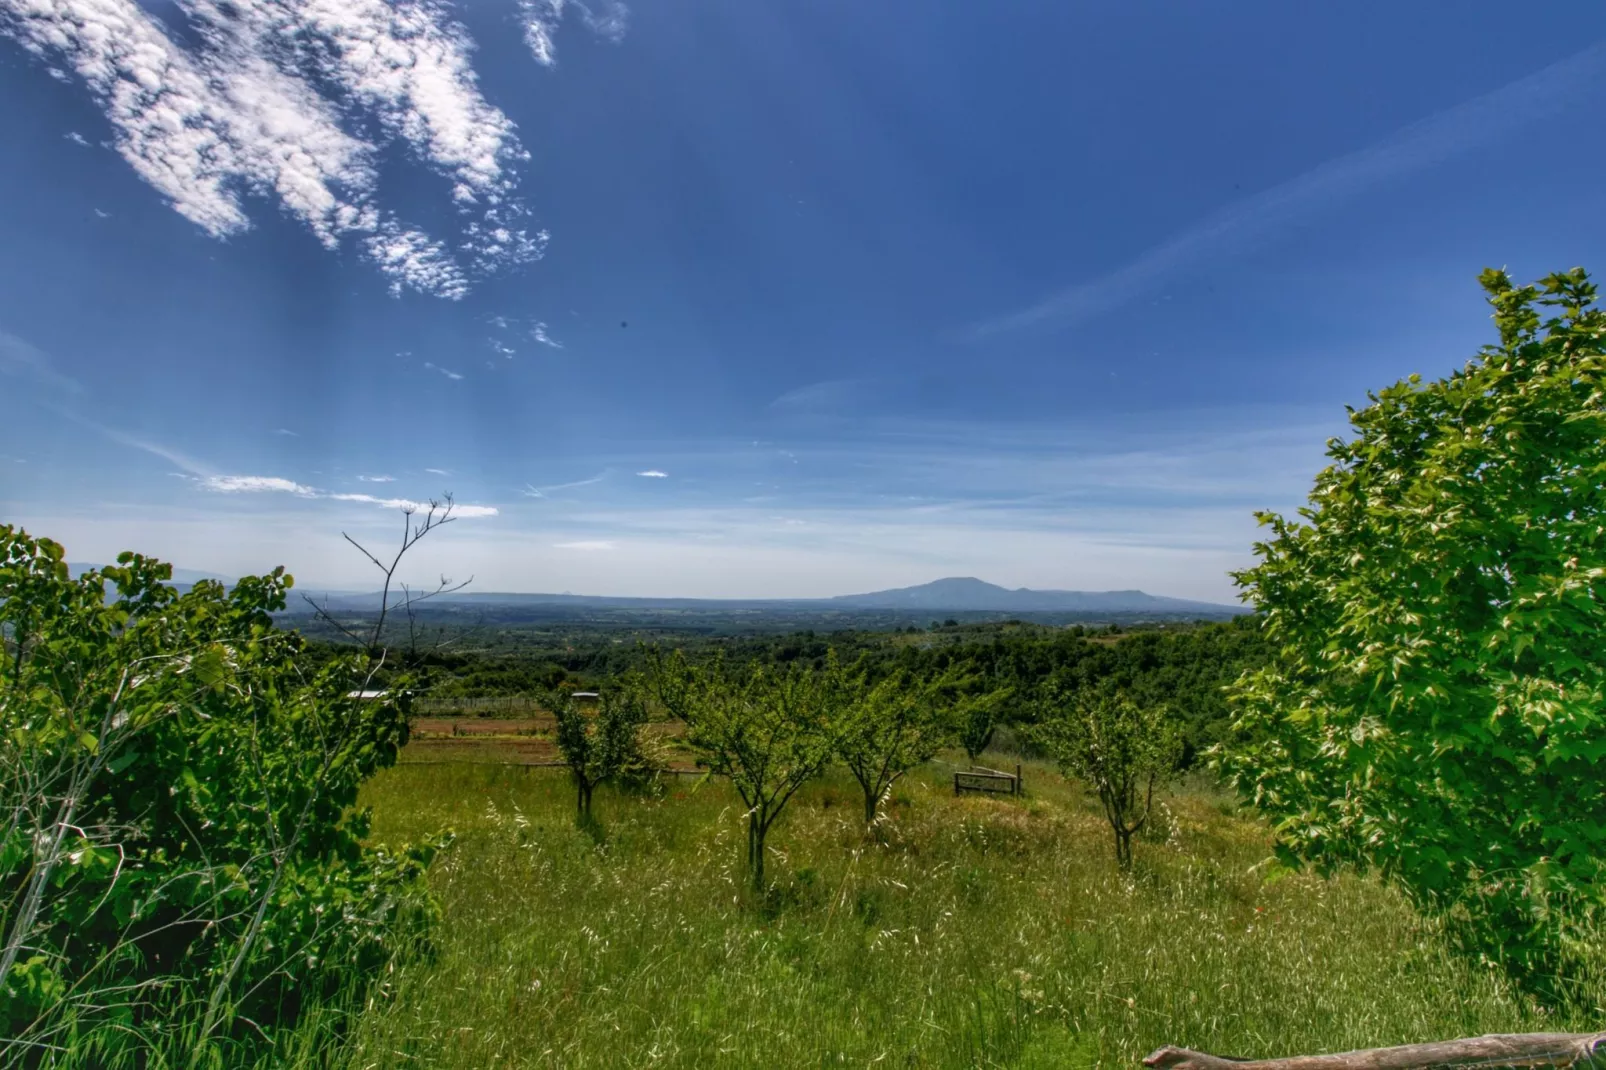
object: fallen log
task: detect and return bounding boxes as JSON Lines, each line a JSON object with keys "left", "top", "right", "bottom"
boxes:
{"left": 1144, "top": 1032, "right": 1606, "bottom": 1070}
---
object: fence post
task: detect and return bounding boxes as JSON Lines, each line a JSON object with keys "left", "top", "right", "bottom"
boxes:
{"left": 1016, "top": 764, "right": 1022, "bottom": 797}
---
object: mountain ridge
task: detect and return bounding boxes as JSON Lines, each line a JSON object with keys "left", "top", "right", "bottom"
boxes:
{"left": 65, "top": 565, "right": 1246, "bottom": 617}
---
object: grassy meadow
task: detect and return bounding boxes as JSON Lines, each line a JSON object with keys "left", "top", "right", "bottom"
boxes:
{"left": 320, "top": 751, "right": 1599, "bottom": 1069}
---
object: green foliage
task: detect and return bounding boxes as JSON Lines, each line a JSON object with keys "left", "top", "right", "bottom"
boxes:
{"left": 0, "top": 527, "right": 443, "bottom": 1060}
{"left": 924, "top": 661, "right": 1013, "bottom": 764}
{"left": 1033, "top": 689, "right": 1181, "bottom": 868}
{"left": 837, "top": 665, "right": 958, "bottom": 823}
{"left": 1218, "top": 268, "right": 1606, "bottom": 991}
{"left": 650, "top": 649, "right": 849, "bottom": 889}
{"left": 547, "top": 679, "right": 653, "bottom": 818}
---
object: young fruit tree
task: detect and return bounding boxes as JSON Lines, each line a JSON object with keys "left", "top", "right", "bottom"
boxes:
{"left": 650, "top": 649, "right": 849, "bottom": 890}
{"left": 936, "top": 662, "right": 1014, "bottom": 765}
{"left": 1034, "top": 688, "right": 1180, "bottom": 868}
{"left": 837, "top": 666, "right": 957, "bottom": 824}
{"left": 1217, "top": 268, "right": 1606, "bottom": 990}
{"left": 547, "top": 680, "right": 652, "bottom": 819}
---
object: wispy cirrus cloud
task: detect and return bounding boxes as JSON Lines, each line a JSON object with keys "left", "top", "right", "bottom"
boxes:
{"left": 271, "top": 427, "right": 298, "bottom": 437}
{"left": 963, "top": 40, "right": 1606, "bottom": 338}
{"left": 424, "top": 467, "right": 451, "bottom": 476}
{"left": 204, "top": 474, "right": 314, "bottom": 494}
{"left": 0, "top": 0, "right": 622, "bottom": 299}
{"left": 357, "top": 474, "right": 395, "bottom": 483}
{"left": 423, "top": 361, "right": 464, "bottom": 381}
{"left": 636, "top": 469, "right": 667, "bottom": 478}
{"left": 530, "top": 321, "right": 563, "bottom": 349}
{"left": 522, "top": 472, "right": 607, "bottom": 498}
{"left": 519, "top": 0, "right": 627, "bottom": 67}
{"left": 199, "top": 472, "right": 498, "bottom": 517}
{"left": 0, "top": 330, "right": 82, "bottom": 394}
{"left": 553, "top": 539, "right": 616, "bottom": 551}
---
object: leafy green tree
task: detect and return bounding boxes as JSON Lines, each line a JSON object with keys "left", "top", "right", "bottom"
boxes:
{"left": 651, "top": 649, "right": 849, "bottom": 890}
{"left": 1034, "top": 689, "right": 1180, "bottom": 868}
{"left": 0, "top": 527, "right": 442, "bottom": 1060}
{"left": 838, "top": 666, "right": 957, "bottom": 824}
{"left": 1218, "top": 268, "right": 1606, "bottom": 987}
{"left": 547, "top": 680, "right": 652, "bottom": 819}
{"left": 938, "top": 664, "right": 1013, "bottom": 765}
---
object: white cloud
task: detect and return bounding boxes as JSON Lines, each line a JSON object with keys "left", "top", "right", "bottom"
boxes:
{"left": 203, "top": 474, "right": 315, "bottom": 494}
{"left": 0, "top": 0, "right": 620, "bottom": 299}
{"left": 423, "top": 361, "right": 464, "bottom": 381}
{"left": 364, "top": 220, "right": 470, "bottom": 300}
{"left": 328, "top": 493, "right": 498, "bottom": 519}
{"left": 522, "top": 472, "right": 606, "bottom": 498}
{"left": 553, "top": 539, "right": 616, "bottom": 551}
{"left": 64, "top": 130, "right": 90, "bottom": 146}
{"left": 272, "top": 427, "right": 298, "bottom": 436}
{"left": 519, "top": 0, "right": 627, "bottom": 66}
{"left": 424, "top": 467, "right": 451, "bottom": 475}
{"left": 92, "top": 208, "right": 110, "bottom": 218}
{"left": 358, "top": 474, "right": 395, "bottom": 483}
{"left": 636, "top": 469, "right": 668, "bottom": 478}
{"left": 488, "top": 338, "right": 516, "bottom": 358}
{"left": 442, "top": 503, "right": 499, "bottom": 519}
{"left": 191, "top": 472, "right": 498, "bottom": 517}
{"left": 530, "top": 321, "right": 563, "bottom": 348}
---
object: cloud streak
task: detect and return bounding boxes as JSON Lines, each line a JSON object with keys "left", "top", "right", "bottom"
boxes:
{"left": 423, "top": 361, "right": 464, "bottom": 380}
{"left": 0, "top": 330, "right": 82, "bottom": 394}
{"left": 0, "top": 0, "right": 621, "bottom": 298}
{"left": 199, "top": 471, "right": 497, "bottom": 517}
{"left": 522, "top": 472, "right": 607, "bottom": 498}
{"left": 963, "top": 40, "right": 1606, "bottom": 339}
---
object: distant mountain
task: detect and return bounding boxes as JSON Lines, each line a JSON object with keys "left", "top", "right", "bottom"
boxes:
{"left": 287, "top": 576, "right": 1244, "bottom": 618}
{"left": 59, "top": 563, "right": 1241, "bottom": 619}
{"left": 68, "top": 561, "right": 236, "bottom": 586}
{"left": 826, "top": 577, "right": 1243, "bottom": 616}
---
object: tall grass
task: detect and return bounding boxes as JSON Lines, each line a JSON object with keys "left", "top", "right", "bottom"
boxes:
{"left": 322, "top": 758, "right": 1597, "bottom": 1069}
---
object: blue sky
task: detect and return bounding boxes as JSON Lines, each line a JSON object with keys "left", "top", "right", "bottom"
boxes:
{"left": 4, "top": 2, "right": 1606, "bottom": 601}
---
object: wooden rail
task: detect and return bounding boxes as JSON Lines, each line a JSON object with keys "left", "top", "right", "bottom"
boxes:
{"left": 1144, "top": 1031, "right": 1606, "bottom": 1070}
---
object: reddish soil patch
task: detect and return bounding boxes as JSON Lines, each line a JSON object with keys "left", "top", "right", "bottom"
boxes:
{"left": 412, "top": 716, "right": 550, "bottom": 739}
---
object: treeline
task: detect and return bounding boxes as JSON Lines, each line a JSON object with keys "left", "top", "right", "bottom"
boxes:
{"left": 359, "top": 616, "right": 1271, "bottom": 764}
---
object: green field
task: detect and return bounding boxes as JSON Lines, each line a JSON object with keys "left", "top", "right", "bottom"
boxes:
{"left": 321, "top": 754, "right": 1595, "bottom": 1069}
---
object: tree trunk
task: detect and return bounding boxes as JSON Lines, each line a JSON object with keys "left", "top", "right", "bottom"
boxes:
{"left": 864, "top": 784, "right": 879, "bottom": 825}
{"left": 749, "top": 811, "right": 765, "bottom": 890}
{"left": 1115, "top": 827, "right": 1133, "bottom": 870}
{"left": 1143, "top": 1031, "right": 1606, "bottom": 1070}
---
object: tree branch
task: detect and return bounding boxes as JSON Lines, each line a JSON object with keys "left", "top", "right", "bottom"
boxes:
{"left": 1143, "top": 1032, "right": 1606, "bottom": 1070}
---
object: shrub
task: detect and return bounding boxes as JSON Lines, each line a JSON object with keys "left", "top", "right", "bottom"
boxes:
{"left": 0, "top": 528, "right": 444, "bottom": 1062}
{"left": 1218, "top": 269, "right": 1606, "bottom": 993}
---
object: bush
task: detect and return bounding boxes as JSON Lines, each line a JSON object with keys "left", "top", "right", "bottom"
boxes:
{"left": 1218, "top": 269, "right": 1606, "bottom": 994}
{"left": 0, "top": 528, "right": 445, "bottom": 1062}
